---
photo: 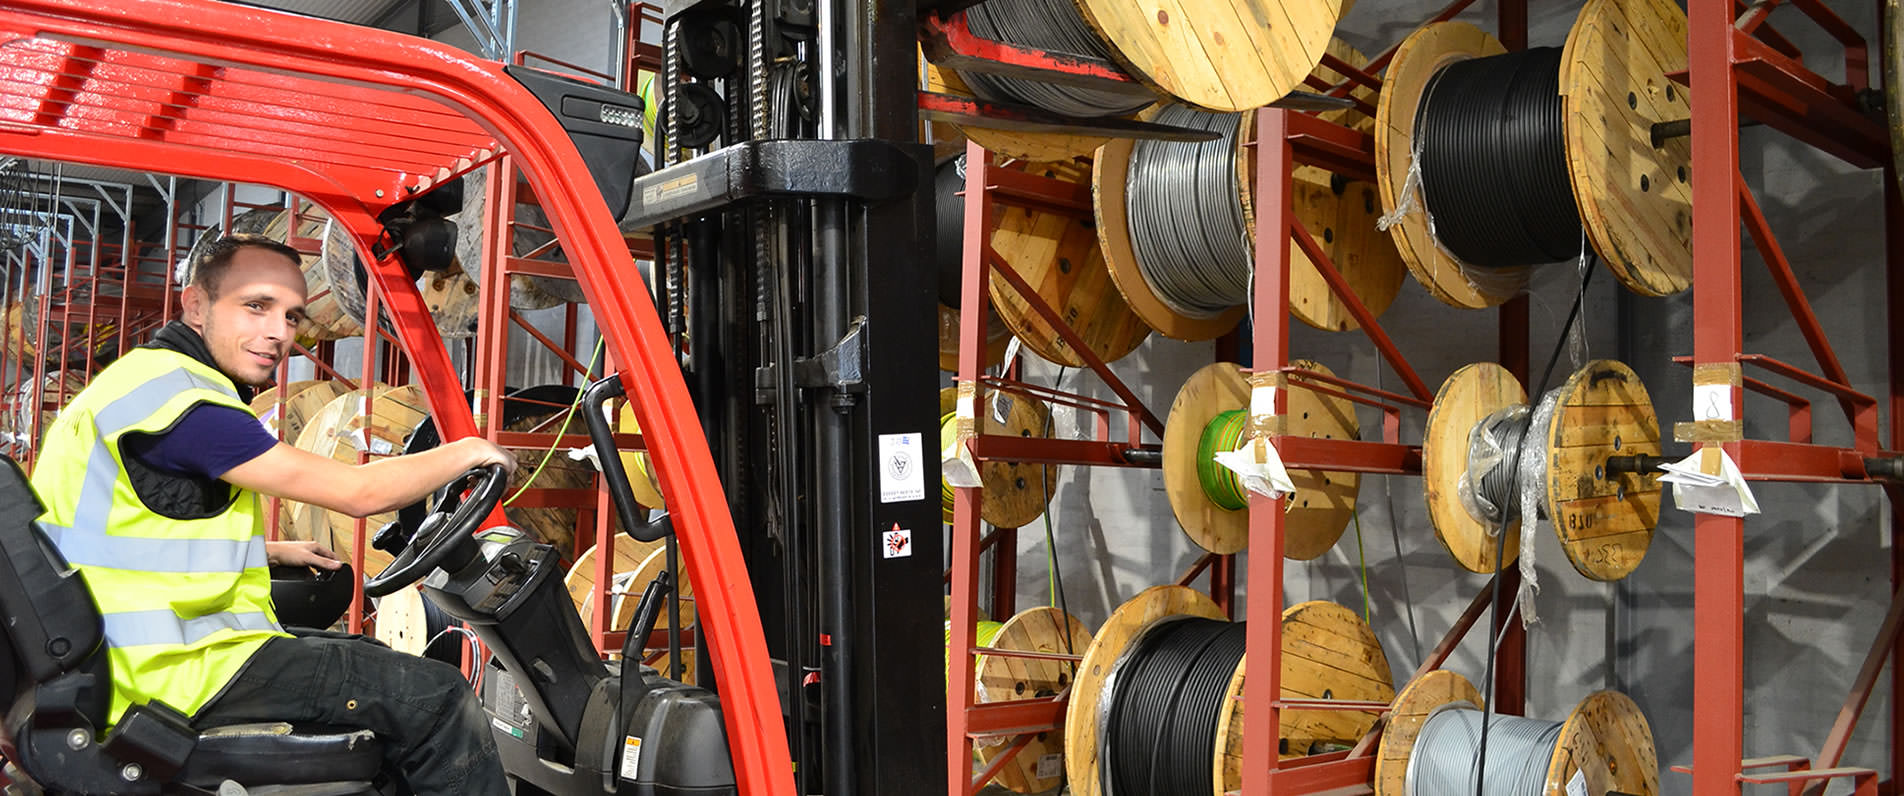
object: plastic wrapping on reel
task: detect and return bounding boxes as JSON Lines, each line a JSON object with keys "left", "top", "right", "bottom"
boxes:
{"left": 1456, "top": 403, "right": 1527, "bottom": 529}
{"left": 1377, "top": 143, "right": 1529, "bottom": 301}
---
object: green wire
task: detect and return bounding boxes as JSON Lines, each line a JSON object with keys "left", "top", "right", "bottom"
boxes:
{"left": 1196, "top": 409, "right": 1249, "bottom": 511}
{"left": 503, "top": 337, "right": 606, "bottom": 507}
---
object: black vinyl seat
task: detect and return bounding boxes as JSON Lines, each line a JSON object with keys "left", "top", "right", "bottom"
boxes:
{"left": 0, "top": 455, "right": 384, "bottom": 795}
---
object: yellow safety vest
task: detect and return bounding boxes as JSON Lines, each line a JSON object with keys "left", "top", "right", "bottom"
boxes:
{"left": 30, "top": 347, "right": 286, "bottom": 725}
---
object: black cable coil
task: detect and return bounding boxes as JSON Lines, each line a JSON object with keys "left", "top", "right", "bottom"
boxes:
{"left": 934, "top": 155, "right": 967, "bottom": 308}
{"left": 1414, "top": 47, "right": 1583, "bottom": 269}
{"left": 1107, "top": 618, "right": 1247, "bottom": 796}
{"left": 956, "top": 0, "right": 1152, "bottom": 118}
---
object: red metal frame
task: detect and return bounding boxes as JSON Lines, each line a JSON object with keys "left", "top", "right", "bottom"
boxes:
{"left": 1679, "top": 1, "right": 1904, "bottom": 793}
{"left": 0, "top": 4, "right": 790, "bottom": 795}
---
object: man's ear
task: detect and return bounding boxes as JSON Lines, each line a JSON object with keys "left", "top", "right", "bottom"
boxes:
{"left": 180, "top": 285, "right": 208, "bottom": 328}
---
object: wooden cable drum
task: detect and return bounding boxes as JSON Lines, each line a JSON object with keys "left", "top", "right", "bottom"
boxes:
{"left": 455, "top": 165, "right": 577, "bottom": 310}
{"left": 251, "top": 379, "right": 347, "bottom": 537}
{"left": 1890, "top": 0, "right": 1904, "bottom": 194}
{"left": 1095, "top": 40, "right": 1404, "bottom": 340}
{"left": 1422, "top": 360, "right": 1661, "bottom": 579}
{"left": 1064, "top": 587, "right": 1393, "bottom": 796}
{"left": 972, "top": 607, "right": 1094, "bottom": 794}
{"left": 1374, "top": 2, "right": 1691, "bottom": 311}
{"left": 1071, "top": 0, "right": 1342, "bottom": 113}
{"left": 937, "top": 302, "right": 1010, "bottom": 373}
{"left": 3, "top": 300, "right": 33, "bottom": 363}
{"left": 372, "top": 585, "right": 468, "bottom": 668}
{"left": 175, "top": 206, "right": 280, "bottom": 288}
{"left": 564, "top": 536, "right": 664, "bottom": 623}
{"left": 1374, "top": 670, "right": 1658, "bottom": 796}
{"left": 289, "top": 384, "right": 431, "bottom": 572}
{"left": 576, "top": 545, "right": 698, "bottom": 683}
{"left": 938, "top": 386, "right": 1058, "bottom": 528}
{"left": 252, "top": 206, "right": 363, "bottom": 340}
{"left": 986, "top": 157, "right": 1152, "bottom": 367}
{"left": 1162, "top": 361, "right": 1358, "bottom": 558}
{"left": 921, "top": 55, "right": 1115, "bottom": 162}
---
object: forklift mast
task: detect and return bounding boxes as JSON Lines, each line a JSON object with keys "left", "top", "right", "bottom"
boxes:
{"left": 0, "top": 0, "right": 943, "bottom": 794}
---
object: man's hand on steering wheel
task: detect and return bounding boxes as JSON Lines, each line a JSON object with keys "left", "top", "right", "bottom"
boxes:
{"left": 362, "top": 463, "right": 508, "bottom": 597}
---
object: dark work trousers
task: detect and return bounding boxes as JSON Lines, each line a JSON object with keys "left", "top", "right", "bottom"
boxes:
{"left": 191, "top": 634, "right": 508, "bottom": 796}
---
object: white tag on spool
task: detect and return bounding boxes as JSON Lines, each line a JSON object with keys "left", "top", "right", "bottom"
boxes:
{"left": 1250, "top": 384, "right": 1278, "bottom": 418}
{"left": 1659, "top": 446, "right": 1758, "bottom": 517}
{"left": 1212, "top": 437, "right": 1296, "bottom": 500}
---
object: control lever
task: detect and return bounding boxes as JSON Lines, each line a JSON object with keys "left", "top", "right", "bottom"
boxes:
{"left": 619, "top": 570, "right": 675, "bottom": 713}
{"left": 581, "top": 375, "right": 671, "bottom": 543}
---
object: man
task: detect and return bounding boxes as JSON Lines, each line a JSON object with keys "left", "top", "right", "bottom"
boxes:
{"left": 29, "top": 235, "right": 517, "bottom": 796}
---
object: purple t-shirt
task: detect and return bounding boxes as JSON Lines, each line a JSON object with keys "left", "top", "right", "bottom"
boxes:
{"left": 122, "top": 403, "right": 280, "bottom": 480}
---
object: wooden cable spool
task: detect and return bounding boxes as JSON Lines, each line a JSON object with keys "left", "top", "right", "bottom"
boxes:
{"left": 1374, "top": 1, "right": 1691, "bottom": 310}
{"left": 972, "top": 607, "right": 1094, "bottom": 794}
{"left": 3, "top": 300, "right": 34, "bottom": 363}
{"left": 1064, "top": 587, "right": 1393, "bottom": 796}
{"left": 573, "top": 545, "right": 698, "bottom": 683}
{"left": 1095, "top": 40, "right": 1405, "bottom": 340}
{"left": 1162, "top": 361, "right": 1359, "bottom": 558}
{"left": 251, "top": 379, "right": 347, "bottom": 538}
{"left": 939, "top": 386, "right": 1059, "bottom": 529}
{"left": 1374, "top": 670, "right": 1659, "bottom": 796}
{"left": 921, "top": 55, "right": 1115, "bottom": 162}
{"left": 986, "top": 157, "right": 1152, "bottom": 368}
{"left": 455, "top": 165, "right": 577, "bottom": 310}
{"left": 1071, "top": 0, "right": 1342, "bottom": 113}
{"left": 937, "top": 302, "right": 1010, "bottom": 373}
{"left": 1422, "top": 360, "right": 1662, "bottom": 579}
{"left": 289, "top": 384, "right": 431, "bottom": 572}
{"left": 372, "top": 585, "right": 467, "bottom": 668}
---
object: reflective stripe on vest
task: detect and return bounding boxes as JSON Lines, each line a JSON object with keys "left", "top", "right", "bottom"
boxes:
{"left": 100, "top": 609, "right": 280, "bottom": 649}
{"left": 40, "top": 522, "right": 267, "bottom": 573}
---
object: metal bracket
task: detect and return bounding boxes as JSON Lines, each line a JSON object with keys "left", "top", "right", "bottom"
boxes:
{"left": 793, "top": 316, "right": 868, "bottom": 391}
{"left": 622, "top": 140, "right": 924, "bottom": 229}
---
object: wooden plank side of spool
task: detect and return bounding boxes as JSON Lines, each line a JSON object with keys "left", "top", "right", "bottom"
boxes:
{"left": 1070, "top": 0, "right": 1338, "bottom": 113}
{"left": 2, "top": 301, "right": 33, "bottom": 362}
{"left": 921, "top": 58, "right": 1114, "bottom": 162}
{"left": 988, "top": 158, "right": 1152, "bottom": 367}
{"left": 1371, "top": 670, "right": 1483, "bottom": 796}
{"left": 294, "top": 385, "right": 430, "bottom": 573}
{"left": 564, "top": 538, "right": 665, "bottom": 622}
{"left": 1064, "top": 585, "right": 1223, "bottom": 796}
{"left": 1562, "top": 0, "right": 1692, "bottom": 297}
{"left": 938, "top": 387, "right": 1060, "bottom": 529}
{"left": 455, "top": 166, "right": 570, "bottom": 311}
{"left": 1892, "top": 0, "right": 1904, "bottom": 194}
{"left": 975, "top": 607, "right": 1094, "bottom": 794}
{"left": 1423, "top": 362, "right": 1525, "bottom": 573}
{"left": 258, "top": 205, "right": 364, "bottom": 340}
{"left": 1545, "top": 360, "right": 1660, "bottom": 581}
{"left": 1163, "top": 362, "right": 1358, "bottom": 558}
{"left": 417, "top": 260, "right": 482, "bottom": 339}
{"left": 253, "top": 379, "right": 347, "bottom": 538}
{"left": 1213, "top": 601, "right": 1394, "bottom": 794}
{"left": 373, "top": 585, "right": 436, "bottom": 658}
{"left": 937, "top": 302, "right": 1010, "bottom": 374}
{"left": 1374, "top": 22, "right": 1522, "bottom": 310}
{"left": 1547, "top": 691, "right": 1660, "bottom": 796}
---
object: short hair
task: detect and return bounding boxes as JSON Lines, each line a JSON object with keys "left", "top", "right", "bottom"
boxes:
{"left": 191, "top": 235, "right": 303, "bottom": 298}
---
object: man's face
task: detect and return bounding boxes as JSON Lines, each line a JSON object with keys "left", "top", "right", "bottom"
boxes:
{"left": 181, "top": 247, "right": 309, "bottom": 386}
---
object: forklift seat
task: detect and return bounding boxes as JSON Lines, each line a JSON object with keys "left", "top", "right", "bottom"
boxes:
{"left": 0, "top": 455, "right": 384, "bottom": 794}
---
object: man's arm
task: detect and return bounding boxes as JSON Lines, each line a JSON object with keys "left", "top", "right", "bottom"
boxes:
{"left": 221, "top": 437, "right": 517, "bottom": 519}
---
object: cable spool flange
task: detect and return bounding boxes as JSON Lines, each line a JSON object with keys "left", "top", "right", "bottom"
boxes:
{"left": 1423, "top": 360, "right": 1662, "bottom": 579}
{"left": 974, "top": 606, "right": 1095, "bottom": 794}
{"left": 922, "top": 55, "right": 1115, "bottom": 163}
{"left": 939, "top": 387, "right": 1060, "bottom": 529}
{"left": 1375, "top": 5, "right": 1691, "bottom": 311}
{"left": 1163, "top": 362, "right": 1359, "bottom": 558}
{"left": 573, "top": 545, "right": 698, "bottom": 682}
{"left": 1064, "top": 588, "right": 1393, "bottom": 796}
{"left": 937, "top": 302, "right": 1011, "bottom": 373}
{"left": 986, "top": 157, "right": 1152, "bottom": 367}
{"left": 1374, "top": 670, "right": 1659, "bottom": 796}
{"left": 1070, "top": 0, "right": 1344, "bottom": 113}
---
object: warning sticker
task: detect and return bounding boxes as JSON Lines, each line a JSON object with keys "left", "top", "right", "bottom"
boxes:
{"left": 1035, "top": 754, "right": 1063, "bottom": 780}
{"left": 620, "top": 736, "right": 643, "bottom": 781}
{"left": 877, "top": 432, "right": 926, "bottom": 503}
{"left": 882, "top": 525, "right": 912, "bottom": 559}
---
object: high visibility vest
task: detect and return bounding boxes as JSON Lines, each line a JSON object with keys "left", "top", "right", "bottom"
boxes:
{"left": 31, "top": 347, "right": 286, "bottom": 725}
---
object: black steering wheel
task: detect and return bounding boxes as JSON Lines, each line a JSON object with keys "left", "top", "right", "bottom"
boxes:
{"left": 363, "top": 464, "right": 507, "bottom": 598}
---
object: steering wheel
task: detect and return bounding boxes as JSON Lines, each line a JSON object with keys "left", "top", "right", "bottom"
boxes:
{"left": 363, "top": 464, "right": 507, "bottom": 598}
